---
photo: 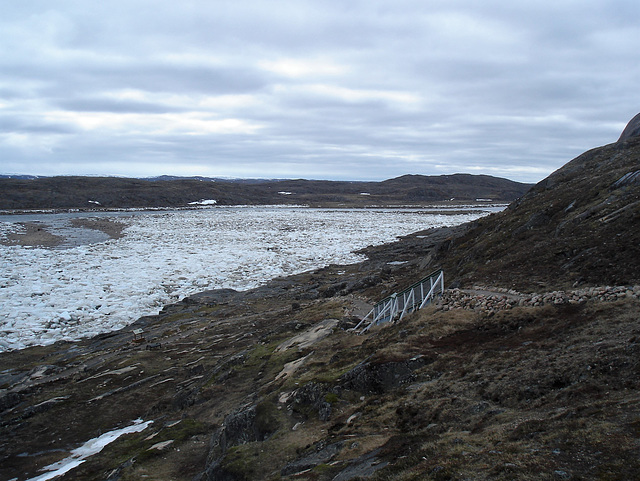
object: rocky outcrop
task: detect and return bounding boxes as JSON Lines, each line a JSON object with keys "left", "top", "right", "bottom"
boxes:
{"left": 618, "top": 112, "right": 640, "bottom": 142}
{"left": 339, "top": 357, "right": 428, "bottom": 394}
{"left": 281, "top": 441, "right": 344, "bottom": 476}
{"left": 199, "top": 402, "right": 279, "bottom": 481}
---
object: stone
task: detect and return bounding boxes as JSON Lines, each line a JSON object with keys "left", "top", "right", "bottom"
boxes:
{"left": 618, "top": 113, "right": 640, "bottom": 142}
{"left": 281, "top": 441, "right": 344, "bottom": 476}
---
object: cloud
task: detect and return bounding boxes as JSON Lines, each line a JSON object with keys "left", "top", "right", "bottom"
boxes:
{"left": 0, "top": 0, "right": 638, "bottom": 182}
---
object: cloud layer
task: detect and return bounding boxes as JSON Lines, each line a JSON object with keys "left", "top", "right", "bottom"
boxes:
{"left": 1, "top": 1, "right": 638, "bottom": 182}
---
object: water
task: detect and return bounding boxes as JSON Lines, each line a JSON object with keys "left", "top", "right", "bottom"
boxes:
{"left": 0, "top": 205, "right": 502, "bottom": 350}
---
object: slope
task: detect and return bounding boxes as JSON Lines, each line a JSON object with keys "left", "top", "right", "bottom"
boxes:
{"left": 435, "top": 135, "right": 640, "bottom": 291}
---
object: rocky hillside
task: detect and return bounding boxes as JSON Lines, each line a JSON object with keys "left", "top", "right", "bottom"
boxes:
{"left": 1, "top": 116, "right": 639, "bottom": 481}
{"left": 436, "top": 133, "right": 640, "bottom": 291}
{"left": 0, "top": 174, "right": 530, "bottom": 210}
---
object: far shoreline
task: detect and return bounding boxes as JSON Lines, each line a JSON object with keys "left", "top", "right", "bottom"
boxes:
{"left": 0, "top": 217, "right": 127, "bottom": 248}
{"left": 0, "top": 203, "right": 505, "bottom": 249}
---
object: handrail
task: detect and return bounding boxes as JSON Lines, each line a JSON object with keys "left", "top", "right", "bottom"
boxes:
{"left": 375, "top": 269, "right": 443, "bottom": 306}
{"left": 354, "top": 269, "right": 444, "bottom": 334}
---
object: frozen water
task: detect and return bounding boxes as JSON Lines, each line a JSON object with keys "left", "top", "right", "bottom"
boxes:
{"left": 25, "top": 419, "right": 152, "bottom": 481}
{"left": 0, "top": 206, "right": 498, "bottom": 351}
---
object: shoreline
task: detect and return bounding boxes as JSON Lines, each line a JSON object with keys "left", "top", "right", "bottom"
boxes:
{"left": 69, "top": 217, "right": 126, "bottom": 240}
{"left": 1, "top": 222, "right": 65, "bottom": 248}
{"left": 0, "top": 217, "right": 127, "bottom": 248}
{"left": 0, "top": 209, "right": 477, "bottom": 352}
{"left": 0, "top": 203, "right": 503, "bottom": 250}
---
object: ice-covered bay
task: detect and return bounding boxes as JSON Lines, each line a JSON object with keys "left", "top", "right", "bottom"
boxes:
{"left": 0, "top": 206, "right": 496, "bottom": 351}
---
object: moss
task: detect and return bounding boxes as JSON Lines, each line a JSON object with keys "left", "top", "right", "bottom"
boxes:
{"left": 160, "top": 312, "right": 197, "bottom": 324}
{"left": 325, "top": 392, "right": 339, "bottom": 404}
{"left": 195, "top": 305, "right": 225, "bottom": 316}
{"left": 222, "top": 445, "right": 257, "bottom": 480}
{"left": 594, "top": 463, "right": 631, "bottom": 481}
{"left": 164, "top": 418, "right": 209, "bottom": 441}
{"left": 311, "top": 462, "right": 334, "bottom": 475}
{"left": 99, "top": 418, "right": 209, "bottom": 467}
{"left": 244, "top": 343, "right": 276, "bottom": 367}
{"left": 255, "top": 399, "right": 281, "bottom": 436}
{"left": 299, "top": 299, "right": 346, "bottom": 321}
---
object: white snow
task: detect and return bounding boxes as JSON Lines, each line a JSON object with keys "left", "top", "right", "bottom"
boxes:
{"left": 0, "top": 206, "right": 499, "bottom": 351}
{"left": 25, "top": 419, "right": 152, "bottom": 481}
{"left": 188, "top": 199, "right": 217, "bottom": 205}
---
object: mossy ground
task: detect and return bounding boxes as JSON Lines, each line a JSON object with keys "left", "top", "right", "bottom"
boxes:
{"left": 2, "top": 280, "right": 639, "bottom": 481}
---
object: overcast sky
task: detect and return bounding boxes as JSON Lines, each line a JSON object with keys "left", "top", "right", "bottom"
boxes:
{"left": 1, "top": 1, "right": 638, "bottom": 183}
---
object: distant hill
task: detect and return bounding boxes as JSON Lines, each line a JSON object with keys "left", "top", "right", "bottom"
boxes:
{"left": 0, "top": 173, "right": 531, "bottom": 210}
{"left": 141, "top": 175, "right": 288, "bottom": 184}
{"left": 0, "top": 174, "right": 42, "bottom": 180}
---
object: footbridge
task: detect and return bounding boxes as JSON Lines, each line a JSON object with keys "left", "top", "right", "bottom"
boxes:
{"left": 354, "top": 269, "right": 444, "bottom": 334}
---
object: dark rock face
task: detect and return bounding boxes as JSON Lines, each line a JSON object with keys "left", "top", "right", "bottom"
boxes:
{"left": 332, "top": 449, "right": 389, "bottom": 481}
{"left": 281, "top": 441, "right": 344, "bottom": 476}
{"left": 291, "top": 382, "right": 334, "bottom": 421}
{"left": 618, "top": 112, "right": 640, "bottom": 142}
{"left": 199, "top": 403, "right": 279, "bottom": 481}
{"left": 339, "top": 357, "right": 428, "bottom": 394}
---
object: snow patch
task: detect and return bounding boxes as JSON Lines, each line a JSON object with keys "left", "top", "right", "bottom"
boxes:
{"left": 26, "top": 419, "right": 152, "bottom": 481}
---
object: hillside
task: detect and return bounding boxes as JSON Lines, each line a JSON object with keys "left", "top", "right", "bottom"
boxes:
{"left": 437, "top": 135, "right": 640, "bottom": 290}
{"left": 0, "top": 116, "right": 639, "bottom": 481}
{"left": 0, "top": 174, "right": 530, "bottom": 210}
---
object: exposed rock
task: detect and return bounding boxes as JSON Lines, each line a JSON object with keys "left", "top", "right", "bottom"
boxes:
{"left": 339, "top": 357, "right": 427, "bottom": 394}
{"left": 332, "top": 448, "right": 389, "bottom": 481}
{"left": 437, "top": 285, "right": 640, "bottom": 313}
{"left": 281, "top": 441, "right": 344, "bottom": 476}
{"left": 200, "top": 402, "right": 279, "bottom": 481}
{"left": 291, "top": 382, "right": 335, "bottom": 421}
{"left": 618, "top": 112, "right": 640, "bottom": 142}
{"left": 612, "top": 169, "right": 640, "bottom": 189}
{"left": 0, "top": 391, "right": 21, "bottom": 412}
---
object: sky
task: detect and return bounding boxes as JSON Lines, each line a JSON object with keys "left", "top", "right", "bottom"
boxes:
{"left": 0, "top": 1, "right": 638, "bottom": 183}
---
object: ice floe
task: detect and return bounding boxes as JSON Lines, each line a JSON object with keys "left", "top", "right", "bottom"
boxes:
{"left": 0, "top": 206, "right": 497, "bottom": 351}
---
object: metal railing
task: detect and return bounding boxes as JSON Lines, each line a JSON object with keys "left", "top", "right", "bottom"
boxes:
{"left": 354, "top": 269, "right": 444, "bottom": 333}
